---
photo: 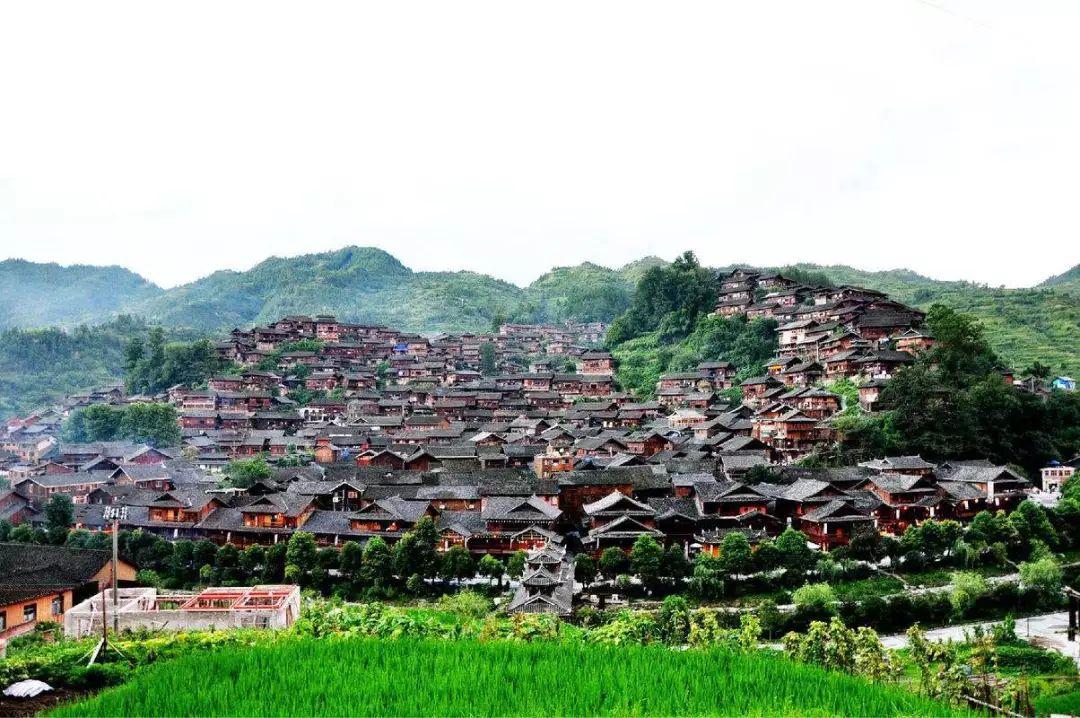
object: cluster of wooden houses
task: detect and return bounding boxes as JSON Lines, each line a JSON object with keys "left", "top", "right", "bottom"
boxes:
{"left": 711, "top": 268, "right": 931, "bottom": 405}
{"left": 1, "top": 274, "right": 1069, "bottom": 618}
{"left": 0, "top": 430, "right": 1035, "bottom": 559}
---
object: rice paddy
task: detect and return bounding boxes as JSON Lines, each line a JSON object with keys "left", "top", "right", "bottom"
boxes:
{"left": 53, "top": 638, "right": 967, "bottom": 717}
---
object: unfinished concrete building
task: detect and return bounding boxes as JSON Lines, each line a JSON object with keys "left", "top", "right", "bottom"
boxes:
{"left": 63, "top": 585, "right": 300, "bottom": 638}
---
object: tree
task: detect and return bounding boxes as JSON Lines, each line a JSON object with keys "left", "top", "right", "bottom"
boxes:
{"left": 214, "top": 543, "right": 241, "bottom": 584}
{"left": 506, "top": 550, "right": 528, "bottom": 580}
{"left": 119, "top": 402, "right": 181, "bottom": 446}
{"left": 123, "top": 336, "right": 145, "bottom": 390}
{"left": 480, "top": 342, "right": 497, "bottom": 376}
{"left": 338, "top": 541, "right": 364, "bottom": 587}
{"left": 924, "top": 305, "right": 997, "bottom": 383}
{"left": 629, "top": 535, "right": 665, "bottom": 590}
{"left": 1009, "top": 500, "right": 1058, "bottom": 556}
{"left": 775, "top": 528, "right": 815, "bottom": 574}
{"left": 657, "top": 595, "right": 691, "bottom": 645}
{"left": 62, "top": 404, "right": 124, "bottom": 443}
{"left": 574, "top": 554, "right": 597, "bottom": 586}
{"left": 143, "top": 327, "right": 167, "bottom": 392}
{"left": 598, "top": 547, "right": 629, "bottom": 581}
{"left": 1024, "top": 361, "right": 1052, "bottom": 380}
{"left": 226, "top": 457, "right": 273, "bottom": 489}
{"left": 949, "top": 571, "right": 988, "bottom": 615}
{"left": 739, "top": 613, "right": 763, "bottom": 652}
{"left": 848, "top": 526, "right": 888, "bottom": 563}
{"left": 9, "top": 523, "right": 37, "bottom": 543}
{"left": 61, "top": 402, "right": 179, "bottom": 446}
{"left": 784, "top": 618, "right": 892, "bottom": 682}
{"left": 717, "top": 532, "right": 753, "bottom": 577}
{"left": 192, "top": 539, "right": 219, "bottom": 573}
{"left": 753, "top": 539, "right": 781, "bottom": 572}
{"left": 440, "top": 546, "right": 475, "bottom": 585}
{"left": 1019, "top": 557, "right": 1063, "bottom": 603}
{"left": 392, "top": 517, "right": 440, "bottom": 583}
{"left": 359, "top": 537, "right": 393, "bottom": 590}
{"left": 262, "top": 543, "right": 287, "bottom": 583}
{"left": 662, "top": 545, "right": 690, "bottom": 584}
{"left": 477, "top": 554, "right": 504, "bottom": 587}
{"left": 792, "top": 583, "right": 837, "bottom": 615}
{"left": 238, "top": 545, "right": 265, "bottom": 583}
{"left": 964, "top": 510, "right": 1015, "bottom": 550}
{"left": 855, "top": 303, "right": 1080, "bottom": 474}
{"left": 1064, "top": 474, "right": 1080, "bottom": 504}
{"left": 606, "top": 250, "right": 717, "bottom": 344}
{"left": 688, "top": 553, "right": 725, "bottom": 600}
{"left": 1053, "top": 496, "right": 1080, "bottom": 549}
{"left": 285, "top": 531, "right": 318, "bottom": 587}
{"left": 44, "top": 494, "right": 74, "bottom": 545}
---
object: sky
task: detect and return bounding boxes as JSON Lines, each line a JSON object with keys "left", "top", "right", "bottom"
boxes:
{"left": 1, "top": 0, "right": 1078, "bottom": 289}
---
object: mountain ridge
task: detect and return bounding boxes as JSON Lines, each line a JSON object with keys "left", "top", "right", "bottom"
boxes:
{"left": 1, "top": 248, "right": 1077, "bottom": 376}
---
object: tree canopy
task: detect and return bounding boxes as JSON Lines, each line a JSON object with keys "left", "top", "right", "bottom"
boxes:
{"left": 62, "top": 402, "right": 181, "bottom": 447}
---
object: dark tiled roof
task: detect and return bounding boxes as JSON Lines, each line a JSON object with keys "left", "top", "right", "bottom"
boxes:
{"left": 0, "top": 543, "right": 117, "bottom": 605}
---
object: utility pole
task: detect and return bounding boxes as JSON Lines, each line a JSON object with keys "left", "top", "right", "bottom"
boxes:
{"left": 103, "top": 505, "right": 128, "bottom": 636}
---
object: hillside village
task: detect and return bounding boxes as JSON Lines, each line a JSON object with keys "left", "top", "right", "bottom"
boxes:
{"left": 1, "top": 270, "right": 1076, "bottom": 620}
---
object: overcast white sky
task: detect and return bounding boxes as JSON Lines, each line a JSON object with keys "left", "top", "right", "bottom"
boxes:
{"left": 1, "top": 0, "right": 1078, "bottom": 289}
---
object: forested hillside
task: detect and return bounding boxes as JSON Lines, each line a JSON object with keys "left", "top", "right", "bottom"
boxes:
{"left": 0, "top": 316, "right": 147, "bottom": 416}
{"left": 0, "top": 247, "right": 653, "bottom": 334}
{"left": 123, "top": 247, "right": 523, "bottom": 333}
{"left": 0, "top": 317, "right": 206, "bottom": 417}
{"left": 1039, "top": 262, "right": 1080, "bottom": 296}
{"left": 506, "top": 262, "right": 634, "bottom": 324}
{"left": 0, "top": 259, "right": 162, "bottom": 329}
{"left": 126, "top": 248, "right": 661, "bottom": 333}
{"left": 608, "top": 253, "right": 779, "bottom": 397}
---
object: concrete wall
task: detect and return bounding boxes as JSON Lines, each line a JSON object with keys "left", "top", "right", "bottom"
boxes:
{"left": 64, "top": 587, "right": 300, "bottom": 638}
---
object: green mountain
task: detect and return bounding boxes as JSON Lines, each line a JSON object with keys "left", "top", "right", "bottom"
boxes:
{"left": 1038, "top": 263, "right": 1080, "bottom": 296}
{"left": 0, "top": 259, "right": 163, "bottom": 329}
{"left": 128, "top": 249, "right": 662, "bottom": 333}
{"left": 508, "top": 261, "right": 643, "bottom": 325}
{"left": 0, "top": 247, "right": 649, "bottom": 336}
{"left": 124, "top": 247, "right": 523, "bottom": 333}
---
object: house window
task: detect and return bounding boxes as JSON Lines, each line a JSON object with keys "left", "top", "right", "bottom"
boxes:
{"left": 23, "top": 603, "right": 37, "bottom": 622}
{"left": 52, "top": 597, "right": 64, "bottom": 615}
{"left": 0, "top": 612, "right": 6, "bottom": 630}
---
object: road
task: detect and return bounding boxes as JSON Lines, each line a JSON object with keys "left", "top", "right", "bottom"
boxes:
{"left": 878, "top": 611, "right": 1079, "bottom": 667}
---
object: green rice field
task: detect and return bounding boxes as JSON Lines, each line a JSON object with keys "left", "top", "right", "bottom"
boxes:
{"left": 1034, "top": 688, "right": 1080, "bottom": 717}
{"left": 52, "top": 638, "right": 966, "bottom": 717}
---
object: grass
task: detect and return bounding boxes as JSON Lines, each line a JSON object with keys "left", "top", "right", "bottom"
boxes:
{"left": 901, "top": 565, "right": 1013, "bottom": 588}
{"left": 832, "top": 576, "right": 905, "bottom": 601}
{"left": 1034, "top": 688, "right": 1080, "bottom": 717}
{"left": 52, "top": 638, "right": 967, "bottom": 717}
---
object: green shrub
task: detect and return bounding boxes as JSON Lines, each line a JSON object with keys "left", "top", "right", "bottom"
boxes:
{"left": 434, "top": 590, "right": 491, "bottom": 619}
{"left": 994, "top": 644, "right": 1078, "bottom": 675}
